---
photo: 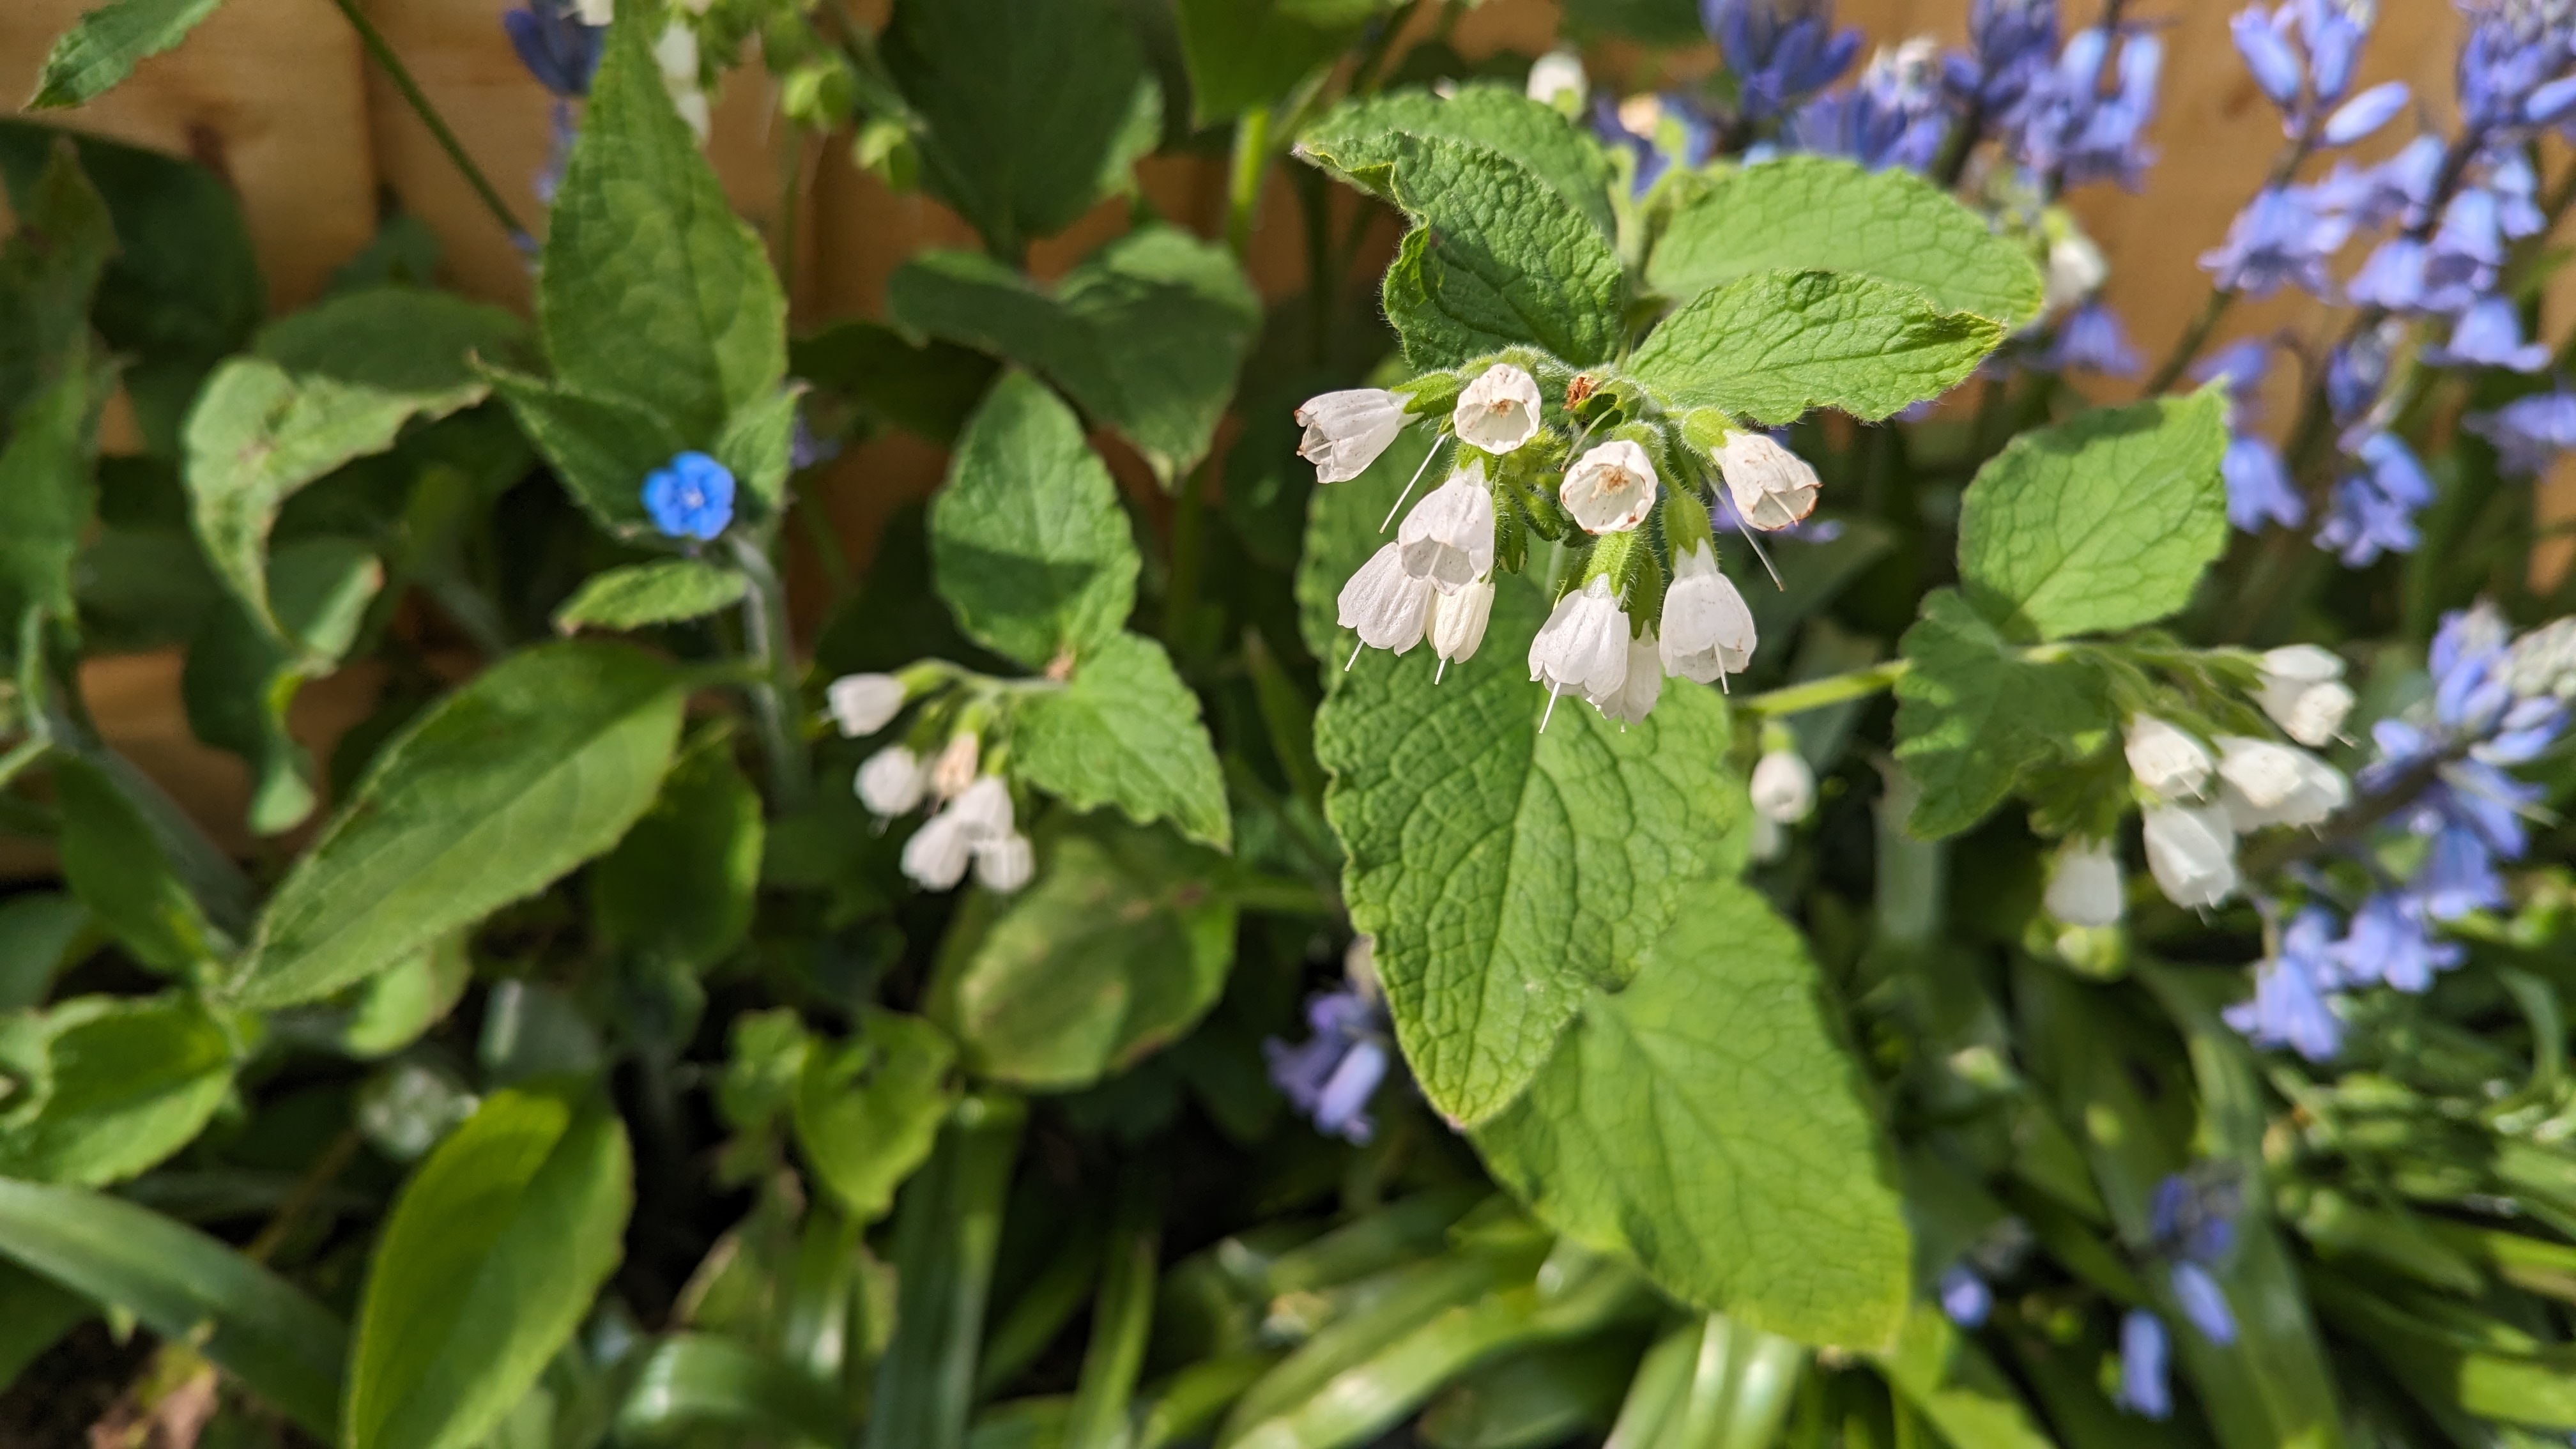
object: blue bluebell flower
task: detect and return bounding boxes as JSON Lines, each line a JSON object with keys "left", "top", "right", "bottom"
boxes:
{"left": 2316, "top": 432, "right": 2433, "bottom": 565}
{"left": 2326, "top": 324, "right": 2398, "bottom": 423}
{"left": 643, "top": 451, "right": 737, "bottom": 540}
{"left": 2199, "top": 186, "right": 2350, "bottom": 297}
{"left": 2343, "top": 236, "right": 2428, "bottom": 310}
{"left": 2008, "top": 26, "right": 2163, "bottom": 188}
{"left": 2322, "top": 80, "right": 2411, "bottom": 145}
{"left": 2116, "top": 1309, "right": 2173, "bottom": 1419}
{"left": 2169, "top": 1262, "right": 2239, "bottom": 1346}
{"left": 2045, "top": 300, "right": 2140, "bottom": 376}
{"left": 2315, "top": 134, "right": 2444, "bottom": 230}
{"left": 1264, "top": 986, "right": 1390, "bottom": 1144}
{"left": 1938, "top": 1264, "right": 1993, "bottom": 1327}
{"left": 2423, "top": 187, "right": 2507, "bottom": 311}
{"left": 2469, "top": 390, "right": 2576, "bottom": 475}
{"left": 2429, "top": 296, "right": 2551, "bottom": 372}
{"left": 1591, "top": 93, "right": 1719, "bottom": 195}
{"left": 2334, "top": 890, "right": 2464, "bottom": 990}
{"left": 2224, "top": 907, "right": 2345, "bottom": 1060}
{"left": 2149, "top": 1171, "right": 2239, "bottom": 1266}
{"left": 1790, "top": 38, "right": 1948, "bottom": 172}
{"left": 504, "top": 0, "right": 604, "bottom": 99}
{"left": 2457, "top": 0, "right": 2576, "bottom": 134}
{"left": 2231, "top": 0, "right": 2402, "bottom": 142}
{"left": 2488, "top": 148, "right": 2549, "bottom": 238}
{"left": 2225, "top": 438, "right": 2304, "bottom": 531}
{"left": 1946, "top": 0, "right": 2058, "bottom": 117}
{"left": 1703, "top": 0, "right": 1862, "bottom": 122}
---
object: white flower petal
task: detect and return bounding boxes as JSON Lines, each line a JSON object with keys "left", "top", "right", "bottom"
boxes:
{"left": 826, "top": 673, "right": 907, "bottom": 737}
{"left": 2143, "top": 803, "right": 2239, "bottom": 909}
{"left": 2044, "top": 837, "right": 2124, "bottom": 926}
{"left": 1338, "top": 542, "right": 1435, "bottom": 654}
{"left": 1750, "top": 749, "right": 1816, "bottom": 824}
{"left": 2124, "top": 716, "right": 2212, "bottom": 800}
{"left": 856, "top": 746, "right": 927, "bottom": 816}
{"left": 1295, "top": 388, "right": 1409, "bottom": 484}
{"left": 1658, "top": 541, "right": 1757, "bottom": 682}
{"left": 1717, "top": 431, "right": 1821, "bottom": 531}
{"left": 1453, "top": 364, "right": 1544, "bottom": 454}
{"left": 1560, "top": 439, "right": 1659, "bottom": 534}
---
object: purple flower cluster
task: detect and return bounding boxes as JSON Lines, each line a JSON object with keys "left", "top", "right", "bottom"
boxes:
{"left": 1790, "top": 38, "right": 1948, "bottom": 172}
{"left": 2118, "top": 1173, "right": 2242, "bottom": 1420}
{"left": 1264, "top": 986, "right": 1392, "bottom": 1144}
{"left": 1704, "top": 0, "right": 1863, "bottom": 122}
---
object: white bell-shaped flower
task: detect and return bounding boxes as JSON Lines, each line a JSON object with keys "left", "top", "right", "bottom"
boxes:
{"left": 1338, "top": 542, "right": 1435, "bottom": 655}
{"left": 1750, "top": 749, "right": 1817, "bottom": 824}
{"left": 901, "top": 809, "right": 975, "bottom": 890}
{"left": 826, "top": 672, "right": 906, "bottom": 737}
{"left": 2253, "top": 645, "right": 2355, "bottom": 747}
{"left": 1452, "top": 364, "right": 1544, "bottom": 454}
{"left": 1717, "top": 431, "right": 1821, "bottom": 530}
{"left": 2143, "top": 803, "right": 2240, "bottom": 909}
{"left": 2044, "top": 232, "right": 2108, "bottom": 312}
{"left": 1295, "top": 388, "right": 1409, "bottom": 484}
{"left": 1594, "top": 629, "right": 1663, "bottom": 724}
{"left": 1430, "top": 578, "right": 1494, "bottom": 666}
{"left": 1658, "top": 542, "right": 1758, "bottom": 684}
{"left": 2215, "top": 736, "right": 2349, "bottom": 831}
{"left": 948, "top": 775, "right": 1015, "bottom": 838}
{"left": 2124, "top": 716, "right": 2213, "bottom": 799}
{"left": 929, "top": 732, "right": 981, "bottom": 801}
{"left": 1397, "top": 459, "right": 1496, "bottom": 592}
{"left": 856, "top": 746, "right": 927, "bottom": 816}
{"left": 1560, "top": 440, "right": 1659, "bottom": 534}
{"left": 2045, "top": 837, "right": 2125, "bottom": 926}
{"left": 972, "top": 832, "right": 1034, "bottom": 893}
{"left": 1529, "top": 576, "right": 1632, "bottom": 711}
{"left": 1526, "top": 47, "right": 1587, "bottom": 107}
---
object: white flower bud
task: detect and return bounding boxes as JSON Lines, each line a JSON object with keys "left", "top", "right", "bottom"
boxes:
{"left": 1338, "top": 542, "right": 1436, "bottom": 655}
{"left": 1749, "top": 811, "right": 1787, "bottom": 863}
{"left": 1452, "top": 364, "right": 1543, "bottom": 454}
{"left": 1526, "top": 47, "right": 1588, "bottom": 107}
{"left": 1593, "top": 628, "right": 1663, "bottom": 724}
{"left": 1430, "top": 578, "right": 1494, "bottom": 666}
{"left": 1397, "top": 458, "right": 1496, "bottom": 592}
{"left": 901, "top": 809, "right": 974, "bottom": 891}
{"left": 1717, "top": 431, "right": 1821, "bottom": 531}
{"left": 1528, "top": 576, "right": 1633, "bottom": 711}
{"left": 972, "top": 831, "right": 1034, "bottom": 893}
{"left": 1294, "top": 388, "right": 1409, "bottom": 484}
{"left": 826, "top": 672, "right": 907, "bottom": 737}
{"left": 2215, "top": 736, "right": 2349, "bottom": 831}
{"left": 1750, "top": 749, "right": 1816, "bottom": 824}
{"left": 2044, "top": 837, "right": 2124, "bottom": 926}
{"left": 2142, "top": 804, "right": 2239, "bottom": 910}
{"left": 2044, "top": 232, "right": 2108, "bottom": 313}
{"left": 929, "top": 732, "right": 981, "bottom": 801}
{"left": 1658, "top": 541, "right": 1757, "bottom": 684}
{"left": 2253, "top": 645, "right": 2354, "bottom": 747}
{"left": 2124, "top": 716, "right": 2213, "bottom": 800}
{"left": 1560, "top": 439, "right": 1659, "bottom": 534}
{"left": 856, "top": 746, "right": 927, "bottom": 816}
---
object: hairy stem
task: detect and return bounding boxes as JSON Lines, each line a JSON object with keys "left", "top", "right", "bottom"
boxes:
{"left": 730, "top": 536, "right": 813, "bottom": 809}
{"left": 328, "top": 0, "right": 530, "bottom": 249}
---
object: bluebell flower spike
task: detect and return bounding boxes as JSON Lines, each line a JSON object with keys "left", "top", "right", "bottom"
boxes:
{"left": 643, "top": 451, "right": 737, "bottom": 541}
{"left": 1264, "top": 986, "right": 1392, "bottom": 1145}
{"left": 2223, "top": 907, "right": 2345, "bottom": 1059}
{"left": 1704, "top": 0, "right": 1863, "bottom": 122}
{"left": 504, "top": 0, "right": 604, "bottom": 100}
{"left": 2116, "top": 1310, "right": 2173, "bottom": 1420}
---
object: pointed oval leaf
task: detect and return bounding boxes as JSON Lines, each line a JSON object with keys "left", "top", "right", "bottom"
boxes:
{"left": 1627, "top": 270, "right": 2002, "bottom": 425}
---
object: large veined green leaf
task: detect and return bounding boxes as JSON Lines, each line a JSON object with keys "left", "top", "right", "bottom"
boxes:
{"left": 539, "top": 9, "right": 784, "bottom": 441}
{"left": 931, "top": 372, "right": 1140, "bottom": 670}
{"left": 792, "top": 1010, "right": 958, "bottom": 1223}
{"left": 228, "top": 642, "right": 687, "bottom": 1008}
{"left": 1956, "top": 389, "right": 2231, "bottom": 643}
{"left": 481, "top": 368, "right": 686, "bottom": 539}
{"left": 27, "top": 0, "right": 225, "bottom": 109}
{"left": 0, "top": 1177, "right": 349, "bottom": 1438}
{"left": 346, "top": 1081, "right": 634, "bottom": 1449}
{"left": 1315, "top": 576, "right": 1744, "bottom": 1127}
{"left": 591, "top": 730, "right": 762, "bottom": 976}
{"left": 1011, "top": 631, "right": 1231, "bottom": 852}
{"left": 1892, "top": 589, "right": 2115, "bottom": 839}
{"left": 1626, "top": 270, "right": 2002, "bottom": 425}
{"left": 1649, "top": 156, "right": 2046, "bottom": 325}
{"left": 889, "top": 227, "right": 1260, "bottom": 484}
{"left": 928, "top": 815, "right": 1237, "bottom": 1091}
{"left": 880, "top": 0, "right": 1162, "bottom": 260}
{"left": 0, "top": 992, "right": 236, "bottom": 1186}
{"left": 1474, "top": 881, "right": 1911, "bottom": 1349}
{"left": 553, "top": 559, "right": 748, "bottom": 634}
{"left": 1303, "top": 86, "right": 1616, "bottom": 240}
{"left": 1298, "top": 129, "right": 1624, "bottom": 370}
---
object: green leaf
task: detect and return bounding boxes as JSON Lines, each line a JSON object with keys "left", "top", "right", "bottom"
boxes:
{"left": 928, "top": 815, "right": 1236, "bottom": 1091}
{"left": 1626, "top": 270, "right": 2002, "bottom": 425}
{"left": 1012, "top": 631, "right": 1231, "bottom": 852}
{"left": 539, "top": 9, "right": 785, "bottom": 440}
{"left": 789, "top": 319, "right": 999, "bottom": 445}
{"left": 793, "top": 1010, "right": 958, "bottom": 1223}
{"left": 0, "top": 1177, "right": 348, "bottom": 1437}
{"left": 27, "top": 0, "right": 224, "bottom": 109}
{"left": 0, "top": 1260, "right": 89, "bottom": 1387}
{"left": 882, "top": 0, "right": 1162, "bottom": 259}
{"left": 1648, "top": 156, "right": 2045, "bottom": 325}
{"left": 0, "top": 122, "right": 262, "bottom": 455}
{"left": 340, "top": 931, "right": 473, "bottom": 1059}
{"left": 0, "top": 992, "right": 235, "bottom": 1186}
{"left": 346, "top": 1080, "right": 634, "bottom": 1449}
{"left": 1316, "top": 578, "right": 1743, "bottom": 1126}
{"left": 1174, "top": 0, "right": 1365, "bottom": 123}
{"left": 0, "top": 349, "right": 112, "bottom": 627}
{"left": 1302, "top": 86, "right": 1616, "bottom": 240}
{"left": 52, "top": 751, "right": 231, "bottom": 970}
{"left": 1892, "top": 590, "right": 2115, "bottom": 839}
{"left": 1956, "top": 389, "right": 2231, "bottom": 642}
{"left": 930, "top": 372, "right": 1139, "bottom": 670}
{"left": 710, "top": 383, "right": 799, "bottom": 513}
{"left": 1876, "top": 1304, "right": 2060, "bottom": 1448}
{"left": 889, "top": 227, "right": 1261, "bottom": 484}
{"left": 0, "top": 138, "right": 116, "bottom": 422}
{"left": 0, "top": 893, "right": 89, "bottom": 1012}
{"left": 553, "top": 559, "right": 747, "bottom": 633}
{"left": 617, "top": 1333, "right": 847, "bottom": 1447}
{"left": 592, "top": 730, "right": 762, "bottom": 975}
{"left": 867, "top": 1094, "right": 1027, "bottom": 1449}
{"left": 1298, "top": 130, "right": 1623, "bottom": 369}
{"left": 230, "top": 641, "right": 687, "bottom": 1008}
{"left": 182, "top": 536, "right": 386, "bottom": 834}
{"left": 1473, "top": 880, "right": 1910, "bottom": 1349}
{"left": 482, "top": 367, "right": 685, "bottom": 539}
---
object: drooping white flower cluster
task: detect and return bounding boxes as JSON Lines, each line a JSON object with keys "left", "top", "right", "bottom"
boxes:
{"left": 1303, "top": 359, "right": 1822, "bottom": 726}
{"left": 825, "top": 671, "right": 1034, "bottom": 895}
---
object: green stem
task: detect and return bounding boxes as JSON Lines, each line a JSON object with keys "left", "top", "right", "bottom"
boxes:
{"left": 327, "top": 0, "right": 529, "bottom": 249}
{"left": 1225, "top": 106, "right": 1272, "bottom": 261}
{"left": 1064, "top": 1175, "right": 1160, "bottom": 1449}
{"left": 2141, "top": 286, "right": 2235, "bottom": 395}
{"left": 1163, "top": 456, "right": 1217, "bottom": 657}
{"left": 729, "top": 537, "right": 812, "bottom": 809}
{"left": 1225, "top": 874, "right": 1340, "bottom": 916}
{"left": 1742, "top": 660, "right": 1912, "bottom": 718}
{"left": 0, "top": 737, "right": 48, "bottom": 794}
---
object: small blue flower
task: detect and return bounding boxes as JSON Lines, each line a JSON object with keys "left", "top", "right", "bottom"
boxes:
{"left": 2046, "top": 300, "right": 2140, "bottom": 376}
{"left": 2200, "top": 186, "right": 2349, "bottom": 297}
{"left": 2116, "top": 1310, "right": 2173, "bottom": 1420}
{"left": 2149, "top": 1172, "right": 2239, "bottom": 1266}
{"left": 503, "top": 0, "right": 604, "bottom": 99}
{"left": 2322, "top": 80, "right": 2411, "bottom": 145}
{"left": 2008, "top": 26, "right": 2162, "bottom": 187}
{"left": 2225, "top": 436, "right": 2305, "bottom": 531}
{"left": 1947, "top": 0, "right": 2058, "bottom": 116}
{"left": 2343, "top": 237, "right": 2428, "bottom": 311}
{"left": 2469, "top": 390, "right": 2576, "bottom": 475}
{"left": 2223, "top": 907, "right": 2344, "bottom": 1060}
{"left": 1264, "top": 988, "right": 1391, "bottom": 1144}
{"left": 2423, "top": 188, "right": 2507, "bottom": 311}
{"left": 2230, "top": 6, "right": 2303, "bottom": 109}
{"left": 1938, "top": 1264, "right": 1993, "bottom": 1327}
{"left": 2416, "top": 822, "right": 2510, "bottom": 919}
{"left": 643, "top": 451, "right": 737, "bottom": 540}
{"left": 2333, "top": 891, "right": 2463, "bottom": 992}
{"left": 2326, "top": 325, "right": 2398, "bottom": 423}
{"left": 2428, "top": 296, "right": 2551, "bottom": 372}
{"left": 2169, "top": 1262, "right": 2240, "bottom": 1346}
{"left": 2457, "top": 1, "right": 2576, "bottom": 134}
{"left": 2316, "top": 476, "right": 2418, "bottom": 565}
{"left": 2315, "top": 134, "right": 2442, "bottom": 229}
{"left": 1704, "top": 0, "right": 1864, "bottom": 121}
{"left": 1790, "top": 40, "right": 1949, "bottom": 172}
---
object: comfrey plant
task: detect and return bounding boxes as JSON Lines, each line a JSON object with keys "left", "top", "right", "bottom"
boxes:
{"left": 0, "top": 0, "right": 2574, "bottom": 1445}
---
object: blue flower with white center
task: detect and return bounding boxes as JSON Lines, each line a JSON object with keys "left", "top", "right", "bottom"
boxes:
{"left": 1790, "top": 38, "right": 1949, "bottom": 172}
{"left": 2116, "top": 1309, "right": 2173, "bottom": 1419}
{"left": 1703, "top": 0, "right": 1863, "bottom": 122}
{"left": 503, "top": 0, "right": 604, "bottom": 99}
{"left": 643, "top": 450, "right": 737, "bottom": 541}
{"left": 2225, "top": 907, "right": 2345, "bottom": 1060}
{"left": 2199, "top": 186, "right": 2350, "bottom": 298}
{"left": 2469, "top": 391, "right": 2576, "bottom": 476}
{"left": 1264, "top": 985, "right": 1391, "bottom": 1144}
{"left": 2045, "top": 299, "right": 2140, "bottom": 376}
{"left": 2428, "top": 296, "right": 2551, "bottom": 372}
{"left": 2334, "top": 891, "right": 2464, "bottom": 991}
